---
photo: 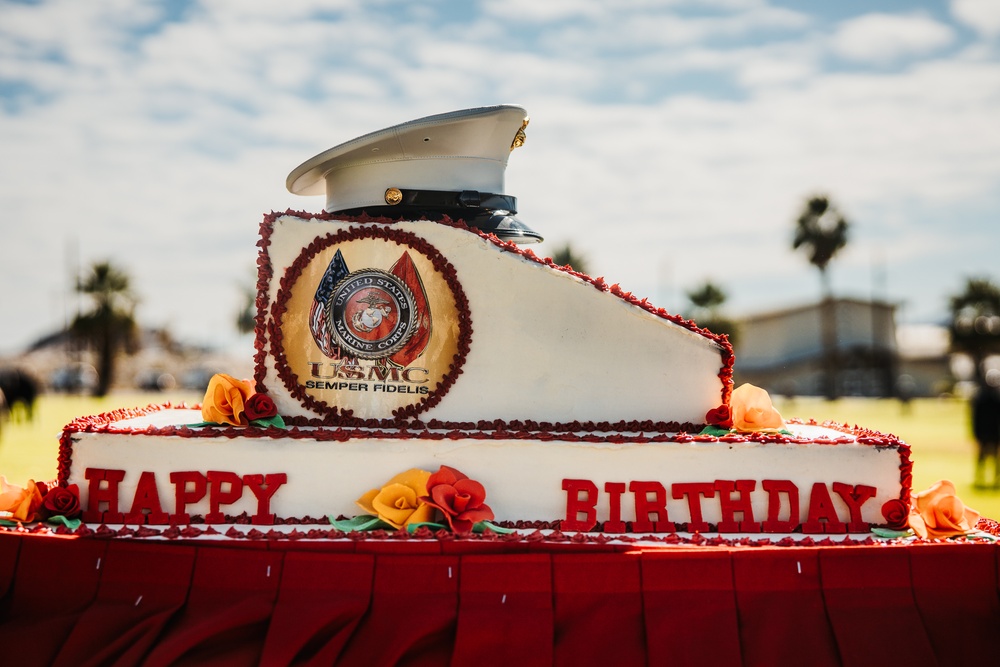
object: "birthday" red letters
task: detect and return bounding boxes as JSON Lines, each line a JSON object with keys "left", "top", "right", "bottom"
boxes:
{"left": 562, "top": 478, "right": 877, "bottom": 534}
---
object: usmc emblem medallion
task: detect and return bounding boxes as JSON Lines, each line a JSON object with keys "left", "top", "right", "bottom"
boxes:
{"left": 272, "top": 226, "right": 471, "bottom": 420}
{"left": 328, "top": 269, "right": 417, "bottom": 359}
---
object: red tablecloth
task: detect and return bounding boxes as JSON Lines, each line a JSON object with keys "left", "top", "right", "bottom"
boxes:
{"left": 0, "top": 533, "right": 996, "bottom": 666}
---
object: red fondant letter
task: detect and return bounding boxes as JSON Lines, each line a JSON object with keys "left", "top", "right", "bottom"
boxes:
{"left": 170, "top": 471, "right": 208, "bottom": 524}
{"left": 715, "top": 480, "right": 760, "bottom": 533}
{"left": 803, "top": 482, "right": 847, "bottom": 534}
{"left": 83, "top": 468, "right": 125, "bottom": 523}
{"left": 604, "top": 481, "right": 627, "bottom": 533}
{"left": 832, "top": 482, "right": 877, "bottom": 532}
{"left": 124, "top": 471, "right": 169, "bottom": 525}
{"left": 761, "top": 479, "right": 800, "bottom": 532}
{"left": 630, "top": 481, "right": 676, "bottom": 533}
{"left": 672, "top": 482, "right": 716, "bottom": 532}
{"left": 206, "top": 471, "right": 244, "bottom": 524}
{"left": 243, "top": 473, "right": 287, "bottom": 525}
{"left": 562, "top": 479, "right": 598, "bottom": 532}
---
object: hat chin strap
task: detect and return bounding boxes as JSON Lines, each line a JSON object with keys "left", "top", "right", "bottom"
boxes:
{"left": 384, "top": 188, "right": 518, "bottom": 213}
{"left": 333, "top": 193, "right": 543, "bottom": 244}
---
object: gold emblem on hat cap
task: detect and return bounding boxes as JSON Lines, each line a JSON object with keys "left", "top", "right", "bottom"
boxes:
{"left": 384, "top": 187, "right": 403, "bottom": 205}
{"left": 510, "top": 117, "right": 529, "bottom": 151}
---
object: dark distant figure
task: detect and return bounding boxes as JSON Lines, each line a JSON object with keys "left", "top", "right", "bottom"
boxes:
{"left": 0, "top": 368, "right": 39, "bottom": 423}
{"left": 972, "top": 370, "right": 1000, "bottom": 489}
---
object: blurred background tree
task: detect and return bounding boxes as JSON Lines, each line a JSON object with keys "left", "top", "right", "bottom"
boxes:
{"left": 71, "top": 261, "right": 138, "bottom": 397}
{"left": 550, "top": 243, "right": 590, "bottom": 275}
{"left": 792, "top": 196, "right": 849, "bottom": 298}
{"left": 236, "top": 285, "right": 256, "bottom": 335}
{"left": 792, "top": 195, "right": 850, "bottom": 399}
{"left": 686, "top": 280, "right": 738, "bottom": 346}
{"left": 950, "top": 277, "right": 1000, "bottom": 383}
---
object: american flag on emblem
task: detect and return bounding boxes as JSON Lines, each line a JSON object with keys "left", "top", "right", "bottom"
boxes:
{"left": 310, "top": 249, "right": 349, "bottom": 358}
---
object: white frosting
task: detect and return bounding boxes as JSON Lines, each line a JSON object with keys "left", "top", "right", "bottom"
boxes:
{"left": 261, "top": 216, "right": 727, "bottom": 423}
{"left": 67, "top": 409, "right": 905, "bottom": 531}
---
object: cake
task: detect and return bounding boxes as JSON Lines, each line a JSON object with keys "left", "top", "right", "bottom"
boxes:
{"left": 2, "top": 105, "right": 996, "bottom": 667}
{"left": 53, "top": 106, "right": 913, "bottom": 538}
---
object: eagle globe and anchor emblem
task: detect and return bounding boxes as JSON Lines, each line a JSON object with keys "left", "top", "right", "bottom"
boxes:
{"left": 328, "top": 268, "right": 417, "bottom": 359}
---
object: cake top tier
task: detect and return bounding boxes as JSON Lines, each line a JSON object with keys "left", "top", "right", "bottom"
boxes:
{"left": 256, "top": 215, "right": 732, "bottom": 425}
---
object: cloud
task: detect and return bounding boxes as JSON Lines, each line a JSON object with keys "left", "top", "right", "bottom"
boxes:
{"left": 1, "top": 0, "right": 999, "bottom": 354}
{"left": 952, "top": 0, "right": 1000, "bottom": 37}
{"left": 830, "top": 12, "right": 956, "bottom": 64}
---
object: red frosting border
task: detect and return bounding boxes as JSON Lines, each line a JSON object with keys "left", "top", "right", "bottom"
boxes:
{"left": 253, "top": 210, "right": 736, "bottom": 426}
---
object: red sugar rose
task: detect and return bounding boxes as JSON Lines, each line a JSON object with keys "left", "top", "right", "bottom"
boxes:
{"left": 706, "top": 405, "right": 733, "bottom": 428}
{"left": 880, "top": 498, "right": 908, "bottom": 531}
{"left": 420, "top": 465, "right": 494, "bottom": 534}
{"left": 41, "top": 484, "right": 82, "bottom": 520}
{"left": 244, "top": 393, "right": 278, "bottom": 421}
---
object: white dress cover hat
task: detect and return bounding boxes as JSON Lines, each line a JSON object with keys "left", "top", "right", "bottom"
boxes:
{"left": 286, "top": 105, "right": 541, "bottom": 243}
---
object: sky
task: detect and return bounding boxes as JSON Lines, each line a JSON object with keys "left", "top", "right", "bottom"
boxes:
{"left": 1, "top": 0, "right": 999, "bottom": 355}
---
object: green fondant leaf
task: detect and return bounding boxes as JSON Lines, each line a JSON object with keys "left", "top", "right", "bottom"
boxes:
{"left": 965, "top": 530, "right": 999, "bottom": 542}
{"left": 250, "top": 414, "right": 286, "bottom": 429}
{"left": 871, "top": 527, "right": 914, "bottom": 539}
{"left": 699, "top": 425, "right": 732, "bottom": 437}
{"left": 328, "top": 515, "right": 393, "bottom": 532}
{"left": 474, "top": 520, "right": 516, "bottom": 535}
{"left": 187, "top": 416, "right": 287, "bottom": 429}
{"left": 46, "top": 515, "right": 82, "bottom": 531}
{"left": 0, "top": 519, "right": 20, "bottom": 527}
{"left": 406, "top": 522, "right": 449, "bottom": 534}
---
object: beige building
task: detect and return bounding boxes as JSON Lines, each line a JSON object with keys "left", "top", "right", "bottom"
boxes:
{"left": 733, "top": 298, "right": 950, "bottom": 398}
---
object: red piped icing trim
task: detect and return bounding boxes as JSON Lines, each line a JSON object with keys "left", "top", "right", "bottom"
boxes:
{"left": 7, "top": 520, "right": 997, "bottom": 549}
{"left": 254, "top": 210, "right": 736, "bottom": 417}
{"left": 57, "top": 404, "right": 910, "bottom": 447}
{"left": 257, "top": 215, "right": 472, "bottom": 421}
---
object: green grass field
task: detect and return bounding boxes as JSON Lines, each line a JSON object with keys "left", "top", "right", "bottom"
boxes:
{"left": 2, "top": 393, "right": 999, "bottom": 519}
{"left": 772, "top": 395, "right": 1000, "bottom": 519}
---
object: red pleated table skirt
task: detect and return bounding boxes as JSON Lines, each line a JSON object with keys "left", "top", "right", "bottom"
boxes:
{"left": 0, "top": 532, "right": 996, "bottom": 666}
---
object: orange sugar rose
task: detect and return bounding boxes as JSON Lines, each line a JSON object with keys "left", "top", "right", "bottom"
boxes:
{"left": 908, "top": 480, "right": 980, "bottom": 539}
{"left": 730, "top": 383, "right": 785, "bottom": 432}
{"left": 356, "top": 469, "right": 434, "bottom": 529}
{"left": 0, "top": 476, "right": 44, "bottom": 523}
{"left": 201, "top": 373, "right": 256, "bottom": 426}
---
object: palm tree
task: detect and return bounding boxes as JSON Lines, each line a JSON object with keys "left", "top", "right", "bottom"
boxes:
{"left": 792, "top": 195, "right": 850, "bottom": 399}
{"left": 950, "top": 277, "right": 1000, "bottom": 384}
{"left": 71, "top": 261, "right": 138, "bottom": 397}
{"left": 792, "top": 196, "right": 849, "bottom": 298}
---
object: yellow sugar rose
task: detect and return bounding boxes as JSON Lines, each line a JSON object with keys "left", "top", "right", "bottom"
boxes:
{"left": 356, "top": 468, "right": 434, "bottom": 529}
{"left": 730, "top": 383, "right": 785, "bottom": 432}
